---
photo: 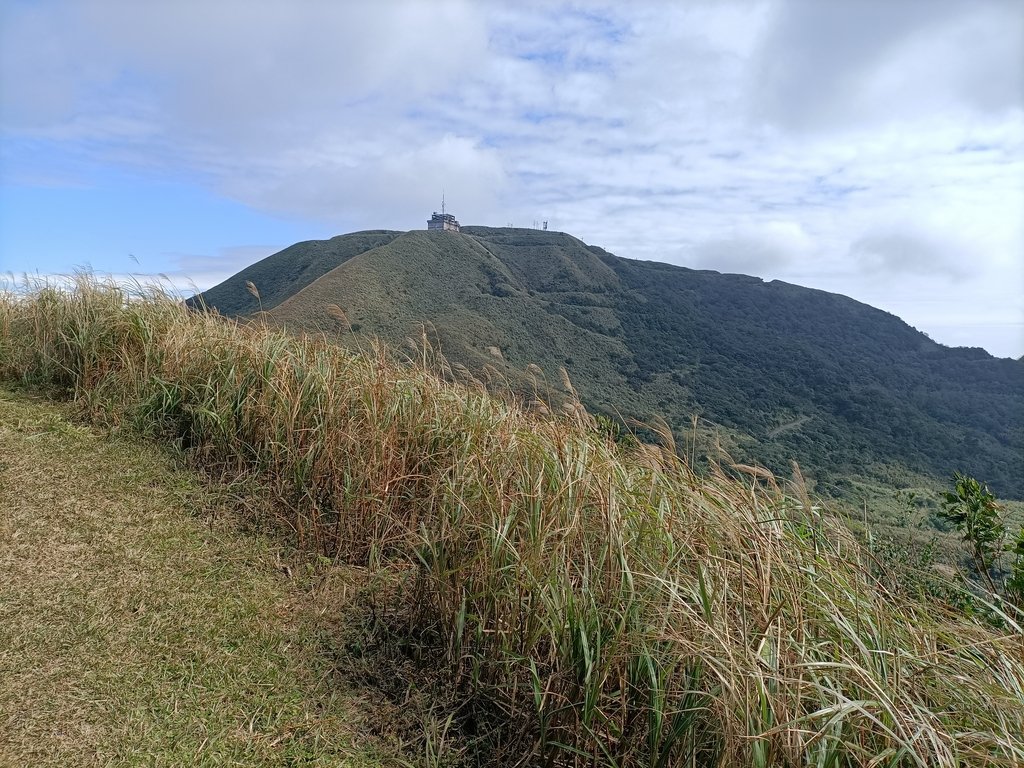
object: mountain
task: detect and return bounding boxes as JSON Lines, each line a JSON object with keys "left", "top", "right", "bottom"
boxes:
{"left": 191, "top": 227, "right": 1024, "bottom": 500}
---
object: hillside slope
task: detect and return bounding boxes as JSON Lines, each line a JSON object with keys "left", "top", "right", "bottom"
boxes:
{"left": 191, "top": 230, "right": 401, "bottom": 316}
{"left": 6, "top": 283, "right": 1024, "bottom": 766}
{"left": 194, "top": 227, "right": 1024, "bottom": 498}
{"left": 0, "top": 386, "right": 414, "bottom": 766}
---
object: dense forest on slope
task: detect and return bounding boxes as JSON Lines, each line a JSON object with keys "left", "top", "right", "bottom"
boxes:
{"left": 191, "top": 227, "right": 1024, "bottom": 499}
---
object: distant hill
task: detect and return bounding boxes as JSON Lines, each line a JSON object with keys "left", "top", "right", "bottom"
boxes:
{"left": 193, "top": 230, "right": 402, "bottom": 316}
{"left": 191, "top": 227, "right": 1024, "bottom": 499}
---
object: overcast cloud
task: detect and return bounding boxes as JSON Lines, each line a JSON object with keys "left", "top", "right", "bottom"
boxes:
{"left": 1, "top": 0, "right": 1022, "bottom": 357}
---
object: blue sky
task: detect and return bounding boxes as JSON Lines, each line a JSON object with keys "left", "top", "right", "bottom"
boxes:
{"left": 0, "top": 174, "right": 330, "bottom": 284}
{"left": 2, "top": 0, "right": 1022, "bottom": 357}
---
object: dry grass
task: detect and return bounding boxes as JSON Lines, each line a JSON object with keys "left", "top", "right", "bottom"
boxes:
{"left": 2, "top": 276, "right": 1023, "bottom": 767}
{"left": 0, "top": 385, "right": 421, "bottom": 767}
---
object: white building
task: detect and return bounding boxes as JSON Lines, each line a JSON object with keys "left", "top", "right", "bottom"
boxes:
{"left": 427, "top": 211, "right": 460, "bottom": 232}
{"left": 427, "top": 196, "right": 460, "bottom": 232}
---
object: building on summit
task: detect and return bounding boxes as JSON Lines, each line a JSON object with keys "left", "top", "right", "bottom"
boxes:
{"left": 427, "top": 211, "right": 460, "bottom": 232}
{"left": 427, "top": 195, "right": 460, "bottom": 232}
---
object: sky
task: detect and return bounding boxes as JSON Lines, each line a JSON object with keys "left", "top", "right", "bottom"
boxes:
{"left": 1, "top": 0, "right": 1022, "bottom": 358}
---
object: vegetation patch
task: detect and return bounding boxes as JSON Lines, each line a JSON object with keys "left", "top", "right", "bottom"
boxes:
{"left": 193, "top": 227, "right": 1024, "bottom": 500}
{"left": 3, "top": 278, "right": 1024, "bottom": 766}
{"left": 0, "top": 385, "right": 439, "bottom": 767}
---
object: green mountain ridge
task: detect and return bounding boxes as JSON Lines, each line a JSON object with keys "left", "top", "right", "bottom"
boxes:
{"left": 191, "top": 226, "right": 1024, "bottom": 499}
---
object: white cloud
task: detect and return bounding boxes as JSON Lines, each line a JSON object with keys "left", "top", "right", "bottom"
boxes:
{"left": 2, "top": 245, "right": 284, "bottom": 299}
{"left": 748, "top": 0, "right": 1022, "bottom": 133}
{"left": 1, "top": 0, "right": 1022, "bottom": 356}
{"left": 849, "top": 231, "right": 969, "bottom": 279}
{"left": 228, "top": 133, "right": 508, "bottom": 230}
{"left": 687, "top": 221, "right": 813, "bottom": 274}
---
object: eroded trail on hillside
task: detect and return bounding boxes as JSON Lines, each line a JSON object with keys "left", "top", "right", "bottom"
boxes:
{"left": 0, "top": 387, "right": 401, "bottom": 767}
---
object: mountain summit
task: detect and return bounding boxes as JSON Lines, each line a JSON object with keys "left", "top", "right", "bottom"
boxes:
{"left": 191, "top": 227, "right": 1024, "bottom": 499}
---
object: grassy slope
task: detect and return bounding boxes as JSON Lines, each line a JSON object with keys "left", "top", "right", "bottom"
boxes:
{"left": 269, "top": 230, "right": 636, "bottom": 402}
{"left": 190, "top": 230, "right": 402, "bottom": 316}
{"left": 4, "top": 281, "right": 1024, "bottom": 767}
{"left": 212, "top": 227, "right": 1024, "bottom": 502}
{"left": 0, "top": 386, "right": 411, "bottom": 767}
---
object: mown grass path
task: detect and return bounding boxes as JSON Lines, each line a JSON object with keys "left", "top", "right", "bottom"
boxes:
{"left": 0, "top": 386, "right": 394, "bottom": 767}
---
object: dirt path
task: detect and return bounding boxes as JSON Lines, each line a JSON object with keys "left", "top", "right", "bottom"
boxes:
{"left": 0, "top": 386, "right": 403, "bottom": 767}
{"left": 766, "top": 414, "right": 812, "bottom": 438}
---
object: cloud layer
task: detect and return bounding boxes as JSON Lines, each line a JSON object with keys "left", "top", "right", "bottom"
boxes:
{"left": 2, "top": 0, "right": 1022, "bottom": 356}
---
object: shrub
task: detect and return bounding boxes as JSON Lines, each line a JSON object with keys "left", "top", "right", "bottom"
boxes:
{"left": 940, "top": 472, "right": 1024, "bottom": 609}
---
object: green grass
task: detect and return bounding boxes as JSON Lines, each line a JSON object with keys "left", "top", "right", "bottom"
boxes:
{"left": 194, "top": 226, "right": 1024, "bottom": 501}
{"left": 0, "top": 384, "right": 427, "bottom": 767}
{"left": 192, "top": 230, "right": 403, "bottom": 317}
{"left": 3, "top": 277, "right": 1024, "bottom": 766}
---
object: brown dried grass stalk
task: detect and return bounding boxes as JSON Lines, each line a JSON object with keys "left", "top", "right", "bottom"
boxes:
{"left": 1, "top": 275, "right": 1022, "bottom": 767}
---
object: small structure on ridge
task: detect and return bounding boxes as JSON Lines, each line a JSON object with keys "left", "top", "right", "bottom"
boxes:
{"left": 427, "top": 194, "right": 460, "bottom": 232}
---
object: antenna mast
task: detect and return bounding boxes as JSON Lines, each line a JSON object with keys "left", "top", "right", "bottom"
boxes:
{"left": 442, "top": 190, "right": 446, "bottom": 217}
